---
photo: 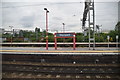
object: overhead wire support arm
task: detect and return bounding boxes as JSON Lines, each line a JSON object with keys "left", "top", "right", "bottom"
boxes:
{"left": 82, "top": 0, "right": 91, "bottom": 29}
{"left": 82, "top": 0, "right": 95, "bottom": 50}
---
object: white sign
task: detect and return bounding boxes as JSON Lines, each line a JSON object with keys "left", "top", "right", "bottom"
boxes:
{"left": 107, "top": 36, "right": 110, "bottom": 39}
{"left": 90, "top": 38, "right": 94, "bottom": 41}
{"left": 116, "top": 35, "right": 118, "bottom": 39}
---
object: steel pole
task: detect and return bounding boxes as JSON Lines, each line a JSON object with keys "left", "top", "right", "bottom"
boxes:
{"left": 88, "top": 7, "right": 91, "bottom": 50}
{"left": 54, "top": 36, "right": 57, "bottom": 50}
{"left": 62, "top": 23, "right": 65, "bottom": 43}
{"left": 73, "top": 35, "right": 76, "bottom": 50}
{"left": 117, "top": 39, "right": 118, "bottom": 48}
{"left": 63, "top": 23, "right": 65, "bottom": 33}
{"left": 46, "top": 10, "right": 48, "bottom": 50}
{"left": 116, "top": 35, "right": 118, "bottom": 48}
{"left": 93, "top": 0, "right": 95, "bottom": 50}
{"left": 9, "top": 26, "right": 13, "bottom": 46}
{"left": 107, "top": 36, "right": 110, "bottom": 49}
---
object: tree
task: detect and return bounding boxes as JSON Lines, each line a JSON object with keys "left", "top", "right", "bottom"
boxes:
{"left": 108, "top": 30, "right": 118, "bottom": 42}
{"left": 95, "top": 35, "right": 104, "bottom": 42}
{"left": 115, "top": 22, "right": 120, "bottom": 42}
{"left": 35, "top": 27, "right": 39, "bottom": 41}
{"left": 76, "top": 33, "right": 84, "bottom": 42}
{"left": 19, "top": 30, "right": 23, "bottom": 37}
{"left": 115, "top": 21, "right": 120, "bottom": 31}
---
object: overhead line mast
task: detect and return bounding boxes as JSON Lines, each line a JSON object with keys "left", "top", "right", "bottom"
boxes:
{"left": 82, "top": 0, "right": 95, "bottom": 50}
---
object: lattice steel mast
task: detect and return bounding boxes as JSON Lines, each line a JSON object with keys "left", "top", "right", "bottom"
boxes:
{"left": 82, "top": 0, "right": 95, "bottom": 50}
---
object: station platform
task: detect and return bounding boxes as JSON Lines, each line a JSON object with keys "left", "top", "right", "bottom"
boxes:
{"left": 0, "top": 47, "right": 120, "bottom": 55}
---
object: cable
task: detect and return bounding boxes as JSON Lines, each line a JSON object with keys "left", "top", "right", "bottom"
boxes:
{"left": 2, "top": 2, "right": 82, "bottom": 8}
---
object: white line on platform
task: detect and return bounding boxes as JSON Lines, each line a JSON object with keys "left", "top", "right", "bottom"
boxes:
{"left": 1, "top": 52, "right": 119, "bottom": 55}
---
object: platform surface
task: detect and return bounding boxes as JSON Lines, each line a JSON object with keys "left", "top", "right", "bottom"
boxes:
{"left": 0, "top": 47, "right": 120, "bottom": 55}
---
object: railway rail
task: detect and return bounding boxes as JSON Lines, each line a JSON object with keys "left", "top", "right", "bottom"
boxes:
{"left": 2, "top": 54, "right": 120, "bottom": 80}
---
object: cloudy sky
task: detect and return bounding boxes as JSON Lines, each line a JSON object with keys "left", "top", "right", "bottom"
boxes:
{"left": 1, "top": 0, "right": 119, "bottom": 32}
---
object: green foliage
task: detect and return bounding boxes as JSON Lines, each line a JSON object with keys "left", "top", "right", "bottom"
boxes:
{"left": 96, "top": 33, "right": 108, "bottom": 42}
{"left": 35, "top": 27, "right": 40, "bottom": 32}
{"left": 108, "top": 30, "right": 119, "bottom": 42}
{"left": 48, "top": 35, "right": 54, "bottom": 42}
{"left": 115, "top": 22, "right": 120, "bottom": 41}
{"left": 115, "top": 21, "right": 120, "bottom": 31}
{"left": 57, "top": 38, "right": 63, "bottom": 42}
{"left": 95, "top": 35, "right": 104, "bottom": 42}
{"left": 76, "top": 35, "right": 84, "bottom": 42}
{"left": 2, "top": 33, "right": 11, "bottom": 38}
{"left": 12, "top": 38, "right": 23, "bottom": 42}
{"left": 76, "top": 33, "right": 83, "bottom": 42}
{"left": 64, "top": 38, "right": 72, "bottom": 42}
{"left": 2, "top": 25, "right": 119, "bottom": 42}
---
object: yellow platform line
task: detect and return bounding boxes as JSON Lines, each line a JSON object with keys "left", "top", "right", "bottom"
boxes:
{"left": 0, "top": 50, "right": 120, "bottom": 53}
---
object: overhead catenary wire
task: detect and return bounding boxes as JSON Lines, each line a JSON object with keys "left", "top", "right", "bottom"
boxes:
{"left": 2, "top": 2, "right": 83, "bottom": 8}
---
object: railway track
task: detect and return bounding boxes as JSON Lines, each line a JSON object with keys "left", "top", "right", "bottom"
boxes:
{"left": 2, "top": 54, "right": 120, "bottom": 80}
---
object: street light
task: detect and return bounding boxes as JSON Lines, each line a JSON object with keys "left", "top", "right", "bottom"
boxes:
{"left": 62, "top": 23, "right": 65, "bottom": 33}
{"left": 62, "top": 23, "right": 65, "bottom": 43}
{"left": 116, "top": 35, "right": 119, "bottom": 48}
{"left": 9, "top": 26, "right": 13, "bottom": 45}
{"left": 107, "top": 35, "right": 110, "bottom": 49}
{"left": 44, "top": 8, "right": 49, "bottom": 50}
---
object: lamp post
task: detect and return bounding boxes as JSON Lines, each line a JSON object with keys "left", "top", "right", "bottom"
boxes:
{"left": 44, "top": 8, "right": 49, "bottom": 50}
{"left": 62, "top": 23, "right": 65, "bottom": 43}
{"left": 62, "top": 23, "right": 65, "bottom": 33}
{"left": 9, "top": 26, "right": 13, "bottom": 45}
{"left": 107, "top": 35, "right": 110, "bottom": 49}
{"left": 116, "top": 35, "right": 118, "bottom": 48}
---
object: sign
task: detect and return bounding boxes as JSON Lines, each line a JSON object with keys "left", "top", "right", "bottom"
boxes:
{"left": 90, "top": 38, "right": 94, "bottom": 41}
{"left": 54, "top": 33, "right": 76, "bottom": 50}
{"left": 116, "top": 35, "right": 118, "bottom": 39}
{"left": 107, "top": 36, "right": 110, "bottom": 39}
{"left": 56, "top": 33, "right": 74, "bottom": 37}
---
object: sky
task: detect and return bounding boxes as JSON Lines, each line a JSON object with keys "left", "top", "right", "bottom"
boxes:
{"left": 118, "top": 2, "right": 120, "bottom": 21}
{"left": 1, "top": 0, "right": 120, "bottom": 32}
